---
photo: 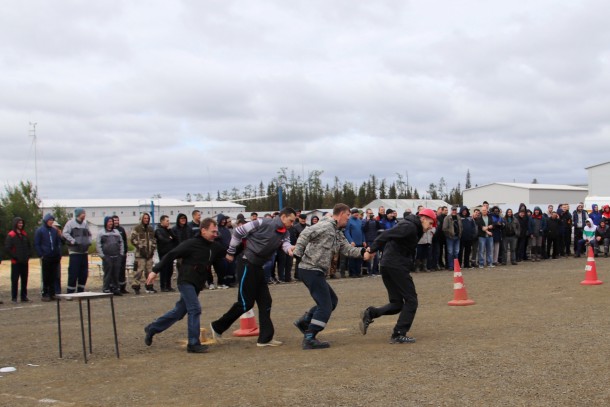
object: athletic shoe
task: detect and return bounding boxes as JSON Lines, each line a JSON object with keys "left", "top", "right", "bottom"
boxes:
{"left": 390, "top": 335, "right": 416, "bottom": 344}
{"left": 208, "top": 284, "right": 216, "bottom": 290}
{"left": 293, "top": 313, "right": 310, "bottom": 334}
{"left": 209, "top": 323, "right": 222, "bottom": 341}
{"left": 257, "top": 339, "right": 283, "bottom": 347}
{"left": 120, "top": 288, "right": 130, "bottom": 294}
{"left": 359, "top": 307, "right": 374, "bottom": 335}
{"left": 218, "top": 285, "right": 229, "bottom": 289}
{"left": 145, "top": 285, "right": 157, "bottom": 294}
{"left": 144, "top": 325, "right": 154, "bottom": 346}
{"left": 187, "top": 344, "right": 209, "bottom": 353}
{"left": 302, "top": 338, "right": 330, "bottom": 350}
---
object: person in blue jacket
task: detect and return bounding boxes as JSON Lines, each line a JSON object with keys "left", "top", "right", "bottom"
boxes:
{"left": 344, "top": 208, "right": 365, "bottom": 278}
{"left": 34, "top": 213, "right": 63, "bottom": 301}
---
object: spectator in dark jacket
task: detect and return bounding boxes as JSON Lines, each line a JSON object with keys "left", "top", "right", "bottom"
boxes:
{"left": 155, "top": 215, "right": 178, "bottom": 291}
{"left": 516, "top": 209, "right": 530, "bottom": 261}
{"left": 528, "top": 206, "right": 547, "bottom": 262}
{"left": 546, "top": 212, "right": 561, "bottom": 259}
{"left": 502, "top": 209, "right": 520, "bottom": 265}
{"left": 594, "top": 219, "right": 609, "bottom": 257}
{"left": 363, "top": 208, "right": 382, "bottom": 275}
{"left": 5, "top": 217, "right": 31, "bottom": 303}
{"left": 172, "top": 213, "right": 190, "bottom": 244}
{"left": 112, "top": 216, "right": 129, "bottom": 294}
{"left": 459, "top": 207, "right": 476, "bottom": 269}
{"left": 34, "top": 213, "right": 63, "bottom": 301}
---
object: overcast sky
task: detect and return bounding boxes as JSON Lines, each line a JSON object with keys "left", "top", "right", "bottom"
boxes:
{"left": 2, "top": 0, "right": 609, "bottom": 202}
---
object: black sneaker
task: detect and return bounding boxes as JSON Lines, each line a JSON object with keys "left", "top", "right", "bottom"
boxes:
{"left": 293, "top": 313, "right": 310, "bottom": 335}
{"left": 21, "top": 297, "right": 31, "bottom": 302}
{"left": 120, "top": 287, "right": 130, "bottom": 294}
{"left": 144, "top": 325, "right": 154, "bottom": 346}
{"left": 187, "top": 343, "right": 209, "bottom": 353}
{"left": 113, "top": 291, "right": 123, "bottom": 296}
{"left": 302, "top": 337, "right": 330, "bottom": 350}
{"left": 132, "top": 286, "right": 141, "bottom": 295}
{"left": 390, "top": 335, "right": 416, "bottom": 344}
{"left": 359, "top": 307, "right": 374, "bottom": 335}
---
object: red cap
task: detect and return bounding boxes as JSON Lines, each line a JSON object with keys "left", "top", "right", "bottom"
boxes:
{"left": 418, "top": 208, "right": 437, "bottom": 227}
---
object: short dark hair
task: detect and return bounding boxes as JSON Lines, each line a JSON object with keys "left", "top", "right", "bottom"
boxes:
{"left": 112, "top": 215, "right": 119, "bottom": 220}
{"left": 251, "top": 212, "right": 258, "bottom": 217}
{"left": 160, "top": 215, "right": 169, "bottom": 222}
{"left": 279, "top": 207, "right": 296, "bottom": 217}
{"left": 201, "top": 217, "right": 217, "bottom": 229}
{"left": 192, "top": 209, "right": 200, "bottom": 216}
{"left": 333, "top": 203, "right": 350, "bottom": 216}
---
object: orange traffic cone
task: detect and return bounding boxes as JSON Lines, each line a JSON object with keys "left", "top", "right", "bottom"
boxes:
{"left": 448, "top": 259, "right": 476, "bottom": 306}
{"left": 232, "top": 308, "right": 260, "bottom": 337}
{"left": 581, "top": 245, "right": 602, "bottom": 286}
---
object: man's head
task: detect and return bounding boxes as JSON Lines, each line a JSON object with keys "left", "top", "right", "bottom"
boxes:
{"left": 333, "top": 203, "right": 352, "bottom": 228}
{"left": 473, "top": 209, "right": 481, "bottom": 219}
{"left": 250, "top": 212, "right": 258, "bottom": 221}
{"left": 585, "top": 219, "right": 592, "bottom": 227}
{"left": 141, "top": 213, "right": 151, "bottom": 225}
{"left": 44, "top": 213, "right": 55, "bottom": 227}
{"left": 365, "top": 208, "right": 374, "bottom": 219}
{"left": 298, "top": 214, "right": 307, "bottom": 225}
{"left": 378, "top": 206, "right": 385, "bottom": 215}
{"left": 551, "top": 211, "right": 558, "bottom": 219}
{"left": 16, "top": 218, "right": 24, "bottom": 230}
{"left": 112, "top": 215, "right": 120, "bottom": 228}
{"left": 279, "top": 208, "right": 297, "bottom": 229}
{"left": 451, "top": 206, "right": 459, "bottom": 216}
{"left": 160, "top": 215, "right": 170, "bottom": 228}
{"left": 600, "top": 219, "right": 606, "bottom": 227}
{"left": 442, "top": 206, "right": 449, "bottom": 215}
{"left": 200, "top": 218, "right": 218, "bottom": 242}
{"left": 577, "top": 203, "right": 584, "bottom": 212}
{"left": 192, "top": 210, "right": 201, "bottom": 223}
{"left": 548, "top": 205, "right": 554, "bottom": 213}
{"left": 104, "top": 216, "right": 114, "bottom": 231}
{"left": 481, "top": 207, "right": 489, "bottom": 216}
{"left": 350, "top": 208, "right": 360, "bottom": 218}
{"left": 519, "top": 210, "right": 526, "bottom": 217}
{"left": 417, "top": 205, "right": 424, "bottom": 213}
{"left": 386, "top": 209, "right": 395, "bottom": 220}
{"left": 177, "top": 213, "right": 187, "bottom": 225}
{"left": 492, "top": 206, "right": 500, "bottom": 216}
{"left": 75, "top": 208, "right": 86, "bottom": 222}
{"left": 418, "top": 208, "right": 437, "bottom": 232}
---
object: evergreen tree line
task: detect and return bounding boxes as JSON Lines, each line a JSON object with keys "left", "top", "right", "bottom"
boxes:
{"left": 195, "top": 168, "right": 472, "bottom": 212}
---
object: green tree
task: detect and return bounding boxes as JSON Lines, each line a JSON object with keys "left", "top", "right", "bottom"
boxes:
{"left": 0, "top": 181, "right": 42, "bottom": 258}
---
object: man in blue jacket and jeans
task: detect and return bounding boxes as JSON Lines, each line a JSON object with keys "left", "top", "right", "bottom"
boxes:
{"left": 344, "top": 208, "right": 365, "bottom": 277}
{"left": 34, "top": 214, "right": 63, "bottom": 301}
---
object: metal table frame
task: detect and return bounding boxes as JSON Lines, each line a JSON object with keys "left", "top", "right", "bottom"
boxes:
{"left": 55, "top": 292, "right": 120, "bottom": 363}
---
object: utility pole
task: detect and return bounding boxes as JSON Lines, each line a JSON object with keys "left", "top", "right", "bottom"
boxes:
{"left": 29, "top": 122, "right": 38, "bottom": 192}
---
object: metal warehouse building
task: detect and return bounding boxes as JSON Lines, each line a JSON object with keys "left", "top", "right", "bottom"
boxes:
{"left": 462, "top": 183, "right": 588, "bottom": 210}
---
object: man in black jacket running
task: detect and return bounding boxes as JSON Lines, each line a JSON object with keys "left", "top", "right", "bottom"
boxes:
{"left": 359, "top": 209, "right": 437, "bottom": 344}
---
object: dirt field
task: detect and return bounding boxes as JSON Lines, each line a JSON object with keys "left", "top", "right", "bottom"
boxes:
{"left": 1, "top": 255, "right": 609, "bottom": 406}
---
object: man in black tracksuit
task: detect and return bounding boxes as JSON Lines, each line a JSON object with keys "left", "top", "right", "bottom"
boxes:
{"left": 144, "top": 218, "right": 224, "bottom": 354}
{"left": 210, "top": 207, "right": 296, "bottom": 347}
{"left": 360, "top": 209, "right": 437, "bottom": 344}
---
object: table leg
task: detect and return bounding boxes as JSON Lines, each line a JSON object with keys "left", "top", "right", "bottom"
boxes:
{"left": 87, "top": 298, "right": 92, "bottom": 354}
{"left": 57, "top": 299, "right": 63, "bottom": 358}
{"left": 78, "top": 300, "right": 87, "bottom": 363}
{"left": 110, "top": 296, "right": 120, "bottom": 358}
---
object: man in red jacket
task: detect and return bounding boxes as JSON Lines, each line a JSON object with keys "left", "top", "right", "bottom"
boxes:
{"left": 5, "top": 217, "right": 32, "bottom": 303}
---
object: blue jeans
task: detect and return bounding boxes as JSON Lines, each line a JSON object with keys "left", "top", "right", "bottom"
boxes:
{"left": 446, "top": 237, "right": 460, "bottom": 270}
{"left": 478, "top": 236, "right": 493, "bottom": 267}
{"left": 148, "top": 283, "right": 202, "bottom": 346}
{"left": 298, "top": 268, "right": 338, "bottom": 333}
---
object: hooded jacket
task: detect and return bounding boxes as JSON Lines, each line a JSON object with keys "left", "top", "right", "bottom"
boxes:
{"left": 294, "top": 216, "right": 363, "bottom": 275}
{"left": 503, "top": 213, "right": 521, "bottom": 238}
{"left": 97, "top": 216, "right": 124, "bottom": 258}
{"left": 5, "top": 217, "right": 31, "bottom": 264}
{"left": 369, "top": 215, "right": 424, "bottom": 270}
{"left": 583, "top": 221, "right": 596, "bottom": 242}
{"left": 34, "top": 213, "right": 63, "bottom": 259}
{"left": 589, "top": 204, "right": 602, "bottom": 226}
{"left": 344, "top": 215, "right": 365, "bottom": 246}
{"left": 215, "top": 214, "right": 232, "bottom": 251}
{"left": 528, "top": 207, "right": 547, "bottom": 237}
{"left": 130, "top": 213, "right": 156, "bottom": 259}
{"left": 172, "top": 213, "right": 190, "bottom": 244}
{"left": 459, "top": 207, "right": 477, "bottom": 241}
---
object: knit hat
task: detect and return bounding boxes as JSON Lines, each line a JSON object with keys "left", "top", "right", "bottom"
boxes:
{"left": 75, "top": 208, "right": 85, "bottom": 217}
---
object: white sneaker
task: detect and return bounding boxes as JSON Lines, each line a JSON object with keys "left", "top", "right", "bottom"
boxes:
{"left": 209, "top": 323, "right": 222, "bottom": 341}
{"left": 257, "top": 339, "right": 283, "bottom": 347}
{"left": 218, "top": 285, "right": 229, "bottom": 289}
{"left": 209, "top": 284, "right": 216, "bottom": 290}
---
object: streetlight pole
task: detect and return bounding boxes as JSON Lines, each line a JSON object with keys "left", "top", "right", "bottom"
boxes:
{"left": 29, "top": 122, "right": 38, "bottom": 192}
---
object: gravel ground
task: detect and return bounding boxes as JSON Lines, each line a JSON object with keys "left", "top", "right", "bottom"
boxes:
{"left": 1, "top": 255, "right": 609, "bottom": 406}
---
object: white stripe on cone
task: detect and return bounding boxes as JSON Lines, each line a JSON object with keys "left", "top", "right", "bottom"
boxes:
{"left": 454, "top": 283, "right": 464, "bottom": 290}
{"left": 453, "top": 272, "right": 462, "bottom": 278}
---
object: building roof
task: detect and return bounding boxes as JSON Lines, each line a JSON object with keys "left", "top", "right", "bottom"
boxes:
{"left": 41, "top": 198, "right": 191, "bottom": 208}
{"left": 466, "top": 183, "right": 587, "bottom": 192}
{"left": 192, "top": 201, "right": 246, "bottom": 209}
{"left": 585, "top": 161, "right": 610, "bottom": 170}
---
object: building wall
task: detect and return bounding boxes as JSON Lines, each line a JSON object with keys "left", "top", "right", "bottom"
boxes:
{"left": 463, "top": 185, "right": 528, "bottom": 208}
{"left": 588, "top": 162, "right": 610, "bottom": 196}
{"left": 529, "top": 190, "right": 587, "bottom": 206}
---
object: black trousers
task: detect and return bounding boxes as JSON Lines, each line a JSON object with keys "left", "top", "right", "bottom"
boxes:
{"left": 42, "top": 257, "right": 61, "bottom": 297}
{"left": 211, "top": 259, "right": 274, "bottom": 343}
{"left": 158, "top": 255, "right": 174, "bottom": 289}
{"left": 11, "top": 262, "right": 29, "bottom": 300}
{"left": 369, "top": 265, "right": 418, "bottom": 336}
{"left": 459, "top": 240, "right": 473, "bottom": 268}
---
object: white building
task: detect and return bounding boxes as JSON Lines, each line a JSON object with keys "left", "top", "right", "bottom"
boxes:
{"left": 40, "top": 198, "right": 246, "bottom": 237}
{"left": 462, "top": 183, "right": 588, "bottom": 212}
{"left": 362, "top": 199, "right": 450, "bottom": 216}
{"left": 584, "top": 161, "right": 610, "bottom": 210}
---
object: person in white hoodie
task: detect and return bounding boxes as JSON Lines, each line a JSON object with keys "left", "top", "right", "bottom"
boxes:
{"left": 575, "top": 219, "right": 597, "bottom": 257}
